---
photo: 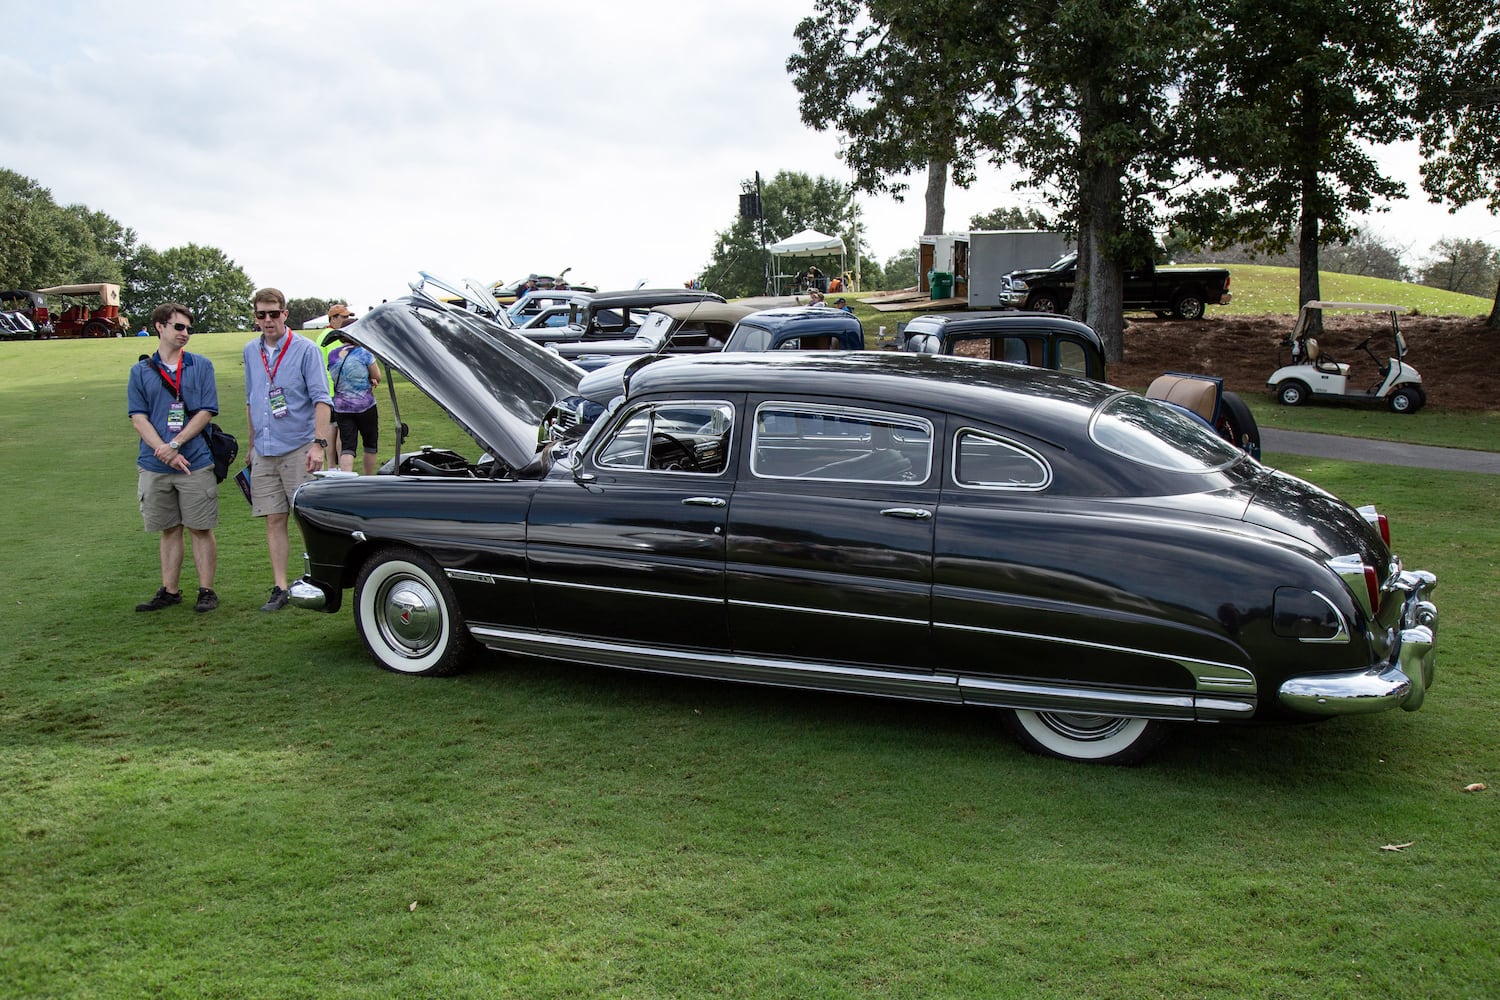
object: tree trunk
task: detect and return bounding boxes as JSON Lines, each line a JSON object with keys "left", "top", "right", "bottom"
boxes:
{"left": 1489, "top": 273, "right": 1499, "bottom": 329}
{"left": 1296, "top": 88, "right": 1323, "bottom": 336}
{"left": 923, "top": 159, "right": 948, "bottom": 236}
{"left": 1074, "top": 79, "right": 1125, "bottom": 362}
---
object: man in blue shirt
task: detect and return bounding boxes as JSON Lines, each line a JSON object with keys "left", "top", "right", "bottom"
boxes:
{"left": 127, "top": 303, "right": 219, "bottom": 612}
{"left": 243, "top": 287, "right": 332, "bottom": 611}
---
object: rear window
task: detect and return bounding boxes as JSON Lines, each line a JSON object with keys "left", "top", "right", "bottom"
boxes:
{"left": 1089, "top": 393, "right": 1243, "bottom": 472}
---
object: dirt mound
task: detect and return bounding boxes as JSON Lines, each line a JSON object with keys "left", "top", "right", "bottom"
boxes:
{"left": 1111, "top": 314, "right": 1498, "bottom": 411}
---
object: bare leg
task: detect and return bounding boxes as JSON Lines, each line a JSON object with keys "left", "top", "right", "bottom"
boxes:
{"left": 362, "top": 450, "right": 377, "bottom": 476}
{"left": 159, "top": 524, "right": 185, "bottom": 592}
{"left": 266, "top": 511, "right": 291, "bottom": 589}
{"left": 187, "top": 527, "right": 217, "bottom": 589}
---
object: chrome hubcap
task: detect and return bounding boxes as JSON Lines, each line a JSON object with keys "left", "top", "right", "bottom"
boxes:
{"left": 379, "top": 577, "right": 441, "bottom": 655}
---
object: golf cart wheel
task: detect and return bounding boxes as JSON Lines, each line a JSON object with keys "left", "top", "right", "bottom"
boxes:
{"left": 1388, "top": 387, "right": 1421, "bottom": 414}
{"left": 1276, "top": 381, "right": 1310, "bottom": 406}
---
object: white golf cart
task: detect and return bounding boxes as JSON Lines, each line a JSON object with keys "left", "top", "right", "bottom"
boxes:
{"left": 1267, "top": 301, "right": 1425, "bottom": 414}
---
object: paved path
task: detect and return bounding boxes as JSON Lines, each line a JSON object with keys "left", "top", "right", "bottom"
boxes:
{"left": 1261, "top": 429, "right": 1500, "bottom": 475}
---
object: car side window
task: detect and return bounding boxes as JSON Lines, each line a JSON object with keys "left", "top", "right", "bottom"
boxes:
{"left": 594, "top": 401, "right": 733, "bottom": 475}
{"left": 1057, "top": 339, "right": 1091, "bottom": 377}
{"left": 751, "top": 403, "right": 932, "bottom": 483}
{"left": 953, "top": 429, "right": 1051, "bottom": 491}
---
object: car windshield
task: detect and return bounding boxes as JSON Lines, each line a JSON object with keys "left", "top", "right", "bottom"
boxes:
{"left": 1089, "top": 393, "right": 1244, "bottom": 473}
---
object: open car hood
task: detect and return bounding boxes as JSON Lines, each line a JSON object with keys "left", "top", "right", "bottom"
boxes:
{"left": 347, "top": 296, "right": 583, "bottom": 471}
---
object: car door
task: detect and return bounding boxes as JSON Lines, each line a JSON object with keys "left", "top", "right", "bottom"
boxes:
{"left": 726, "top": 400, "right": 940, "bottom": 677}
{"left": 526, "top": 398, "right": 736, "bottom": 652}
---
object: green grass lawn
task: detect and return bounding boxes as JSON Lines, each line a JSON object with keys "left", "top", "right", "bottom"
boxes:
{"left": 1, "top": 335, "right": 1497, "bottom": 998}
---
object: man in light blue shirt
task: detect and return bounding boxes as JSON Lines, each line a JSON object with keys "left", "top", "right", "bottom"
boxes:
{"left": 243, "top": 287, "right": 332, "bottom": 611}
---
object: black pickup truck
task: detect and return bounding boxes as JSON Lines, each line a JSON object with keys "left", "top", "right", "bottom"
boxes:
{"left": 998, "top": 253, "right": 1232, "bottom": 320}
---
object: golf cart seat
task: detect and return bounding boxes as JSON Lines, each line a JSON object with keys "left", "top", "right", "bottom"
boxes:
{"left": 1305, "top": 338, "right": 1349, "bottom": 376}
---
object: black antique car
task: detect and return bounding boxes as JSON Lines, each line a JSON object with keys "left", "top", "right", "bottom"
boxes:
{"left": 289, "top": 294, "right": 1438, "bottom": 764}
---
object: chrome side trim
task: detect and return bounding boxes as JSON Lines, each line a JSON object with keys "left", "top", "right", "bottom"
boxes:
{"left": 466, "top": 624, "right": 961, "bottom": 702}
{"left": 462, "top": 625, "right": 1254, "bottom": 721}
{"left": 532, "top": 578, "right": 722, "bottom": 605}
{"left": 935, "top": 620, "right": 1256, "bottom": 695}
{"left": 445, "top": 570, "right": 500, "bottom": 585}
{"left": 732, "top": 598, "right": 928, "bottom": 628}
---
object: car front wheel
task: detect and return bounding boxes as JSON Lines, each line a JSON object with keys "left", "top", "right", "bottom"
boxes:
{"left": 354, "top": 547, "right": 470, "bottom": 676}
{"left": 1027, "top": 292, "right": 1062, "bottom": 314}
{"left": 1003, "top": 710, "right": 1167, "bottom": 764}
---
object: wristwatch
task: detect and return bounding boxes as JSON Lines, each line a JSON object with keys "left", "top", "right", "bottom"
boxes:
{"left": 168, "top": 440, "right": 180, "bottom": 451}
{"left": 313, "top": 437, "right": 329, "bottom": 448}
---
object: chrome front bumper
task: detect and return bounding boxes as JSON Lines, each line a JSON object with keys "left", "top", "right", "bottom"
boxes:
{"left": 1278, "top": 568, "right": 1438, "bottom": 715}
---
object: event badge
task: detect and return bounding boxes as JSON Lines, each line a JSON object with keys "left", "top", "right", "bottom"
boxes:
{"left": 269, "top": 385, "right": 289, "bottom": 419}
{"left": 167, "top": 400, "right": 186, "bottom": 433}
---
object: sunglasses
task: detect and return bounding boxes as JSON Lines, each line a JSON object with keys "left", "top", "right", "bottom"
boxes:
{"left": 255, "top": 309, "right": 283, "bottom": 319}
{"left": 170, "top": 322, "right": 194, "bottom": 333}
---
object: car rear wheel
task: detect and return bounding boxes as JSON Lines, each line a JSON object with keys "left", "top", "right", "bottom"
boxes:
{"left": 1172, "top": 293, "right": 1206, "bottom": 320}
{"left": 82, "top": 319, "right": 112, "bottom": 338}
{"left": 1003, "top": 710, "right": 1168, "bottom": 764}
{"left": 354, "top": 547, "right": 471, "bottom": 676}
{"left": 1276, "top": 380, "right": 1309, "bottom": 406}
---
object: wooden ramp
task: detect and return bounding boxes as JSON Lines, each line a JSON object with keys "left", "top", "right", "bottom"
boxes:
{"left": 869, "top": 295, "right": 969, "bottom": 313}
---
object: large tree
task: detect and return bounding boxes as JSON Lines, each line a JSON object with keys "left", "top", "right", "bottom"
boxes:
{"left": 127, "top": 244, "right": 255, "bottom": 335}
{"left": 1414, "top": 0, "right": 1500, "bottom": 325}
{"left": 1177, "top": 0, "right": 1417, "bottom": 321}
{"left": 1418, "top": 237, "right": 1500, "bottom": 297}
{"left": 787, "top": 1, "right": 1014, "bottom": 237}
{"left": 698, "top": 171, "right": 858, "bottom": 298}
{"left": 0, "top": 169, "right": 132, "bottom": 289}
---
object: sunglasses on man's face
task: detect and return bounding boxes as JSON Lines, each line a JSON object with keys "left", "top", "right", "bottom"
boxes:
{"left": 255, "top": 309, "right": 283, "bottom": 320}
{"left": 170, "top": 322, "right": 193, "bottom": 333}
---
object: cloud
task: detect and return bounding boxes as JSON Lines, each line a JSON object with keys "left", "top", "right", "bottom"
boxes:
{"left": 2, "top": 0, "right": 1494, "bottom": 313}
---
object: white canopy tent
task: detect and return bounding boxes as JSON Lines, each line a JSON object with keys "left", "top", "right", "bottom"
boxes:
{"left": 768, "top": 229, "right": 846, "bottom": 295}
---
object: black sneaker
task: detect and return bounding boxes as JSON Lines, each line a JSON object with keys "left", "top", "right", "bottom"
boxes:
{"left": 135, "top": 587, "right": 183, "bottom": 612}
{"left": 195, "top": 588, "right": 219, "bottom": 613}
{"left": 260, "top": 586, "right": 290, "bottom": 612}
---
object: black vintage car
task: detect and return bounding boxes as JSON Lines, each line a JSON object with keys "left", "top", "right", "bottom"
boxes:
{"left": 289, "top": 294, "right": 1438, "bottom": 764}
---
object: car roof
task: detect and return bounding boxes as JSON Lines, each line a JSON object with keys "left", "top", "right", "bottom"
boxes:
{"left": 625, "top": 351, "right": 1117, "bottom": 430}
{"left": 569, "top": 288, "right": 727, "bottom": 308}
{"left": 731, "top": 305, "right": 862, "bottom": 331}
{"left": 650, "top": 301, "right": 761, "bottom": 323}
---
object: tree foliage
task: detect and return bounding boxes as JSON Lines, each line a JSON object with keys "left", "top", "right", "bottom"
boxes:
{"left": 127, "top": 244, "right": 255, "bottom": 335}
{"left": 1, "top": 167, "right": 254, "bottom": 333}
{"left": 1177, "top": 0, "right": 1417, "bottom": 315}
{"left": 1414, "top": 0, "right": 1500, "bottom": 324}
{"left": 1418, "top": 238, "right": 1500, "bottom": 297}
{"left": 787, "top": 1, "right": 1016, "bottom": 236}
{"left": 697, "top": 171, "right": 856, "bottom": 299}
{"left": 969, "top": 206, "right": 1054, "bottom": 232}
{"left": 0, "top": 169, "right": 131, "bottom": 289}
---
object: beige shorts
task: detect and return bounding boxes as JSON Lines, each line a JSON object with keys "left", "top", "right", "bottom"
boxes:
{"left": 250, "top": 444, "right": 315, "bottom": 516}
{"left": 139, "top": 465, "right": 219, "bottom": 532}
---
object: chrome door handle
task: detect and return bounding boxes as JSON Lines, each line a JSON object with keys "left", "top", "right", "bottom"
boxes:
{"left": 682, "top": 496, "right": 727, "bottom": 507}
{"left": 880, "top": 507, "right": 932, "bottom": 519}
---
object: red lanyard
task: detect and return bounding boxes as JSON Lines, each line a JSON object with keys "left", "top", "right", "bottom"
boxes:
{"left": 157, "top": 355, "right": 182, "bottom": 398}
{"left": 260, "top": 337, "right": 288, "bottom": 383}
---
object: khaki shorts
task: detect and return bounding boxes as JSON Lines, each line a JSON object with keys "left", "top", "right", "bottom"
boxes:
{"left": 139, "top": 465, "right": 219, "bottom": 532}
{"left": 250, "top": 444, "right": 315, "bottom": 516}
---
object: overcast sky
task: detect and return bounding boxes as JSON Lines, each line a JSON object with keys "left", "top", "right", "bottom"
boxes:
{"left": 4, "top": 0, "right": 1497, "bottom": 314}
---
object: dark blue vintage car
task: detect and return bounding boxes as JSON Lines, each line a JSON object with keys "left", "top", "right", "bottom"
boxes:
{"left": 288, "top": 293, "right": 1438, "bottom": 764}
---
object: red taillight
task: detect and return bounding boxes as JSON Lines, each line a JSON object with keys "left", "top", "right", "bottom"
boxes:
{"left": 1363, "top": 563, "right": 1380, "bottom": 614}
{"left": 1357, "top": 504, "right": 1391, "bottom": 546}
